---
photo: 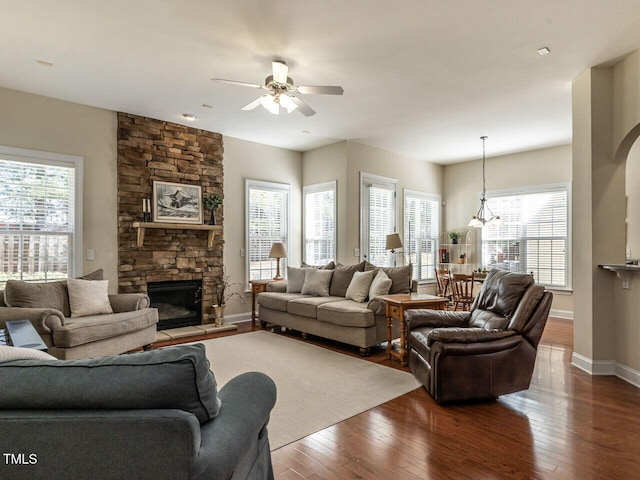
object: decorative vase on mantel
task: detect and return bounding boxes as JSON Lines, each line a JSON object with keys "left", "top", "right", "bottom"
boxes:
{"left": 212, "top": 304, "right": 225, "bottom": 326}
{"left": 209, "top": 209, "right": 216, "bottom": 225}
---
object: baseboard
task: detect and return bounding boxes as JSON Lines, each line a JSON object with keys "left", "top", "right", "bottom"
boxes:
{"left": 225, "top": 312, "right": 252, "bottom": 324}
{"left": 614, "top": 363, "right": 640, "bottom": 388}
{"left": 571, "top": 352, "right": 640, "bottom": 387}
{"left": 550, "top": 309, "right": 573, "bottom": 320}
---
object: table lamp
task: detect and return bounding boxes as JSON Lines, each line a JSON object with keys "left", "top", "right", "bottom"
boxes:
{"left": 269, "top": 242, "right": 287, "bottom": 280}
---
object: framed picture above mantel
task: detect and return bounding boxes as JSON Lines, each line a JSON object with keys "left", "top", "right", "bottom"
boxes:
{"left": 152, "top": 181, "right": 203, "bottom": 224}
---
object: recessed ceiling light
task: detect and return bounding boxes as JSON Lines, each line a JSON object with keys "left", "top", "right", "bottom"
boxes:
{"left": 202, "top": 104, "right": 213, "bottom": 109}
{"left": 537, "top": 47, "right": 551, "bottom": 56}
{"left": 36, "top": 60, "right": 54, "bottom": 67}
{"left": 182, "top": 114, "right": 197, "bottom": 121}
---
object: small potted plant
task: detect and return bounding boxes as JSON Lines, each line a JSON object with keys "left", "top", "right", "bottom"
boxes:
{"left": 449, "top": 232, "right": 461, "bottom": 244}
{"left": 203, "top": 193, "right": 223, "bottom": 225}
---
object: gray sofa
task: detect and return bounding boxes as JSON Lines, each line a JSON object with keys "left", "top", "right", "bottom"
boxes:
{"left": 0, "top": 343, "right": 277, "bottom": 480}
{"left": 257, "top": 262, "right": 414, "bottom": 355}
{"left": 0, "top": 271, "right": 158, "bottom": 359}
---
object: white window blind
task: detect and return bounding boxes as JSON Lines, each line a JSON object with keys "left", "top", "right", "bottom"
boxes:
{"left": 0, "top": 149, "right": 81, "bottom": 288}
{"left": 404, "top": 190, "right": 440, "bottom": 281}
{"left": 482, "top": 184, "right": 570, "bottom": 288}
{"left": 246, "top": 180, "right": 289, "bottom": 282}
{"left": 361, "top": 173, "right": 397, "bottom": 267}
{"left": 303, "top": 181, "right": 336, "bottom": 265}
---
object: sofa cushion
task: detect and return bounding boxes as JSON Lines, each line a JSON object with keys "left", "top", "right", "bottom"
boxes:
{"left": 317, "top": 300, "right": 376, "bottom": 328}
{"left": 257, "top": 292, "right": 302, "bottom": 312}
{"left": 4, "top": 279, "right": 71, "bottom": 317}
{"left": 329, "top": 262, "right": 365, "bottom": 297}
{"left": 383, "top": 264, "right": 413, "bottom": 294}
{"left": 345, "top": 270, "right": 376, "bottom": 303}
{"left": 301, "top": 269, "right": 333, "bottom": 296}
{"left": 0, "top": 343, "right": 221, "bottom": 424}
{"left": 286, "top": 267, "right": 307, "bottom": 293}
{"left": 287, "top": 296, "right": 344, "bottom": 318}
{"left": 67, "top": 279, "right": 113, "bottom": 317}
{"left": 369, "top": 269, "right": 392, "bottom": 298}
{"left": 53, "top": 309, "right": 158, "bottom": 348}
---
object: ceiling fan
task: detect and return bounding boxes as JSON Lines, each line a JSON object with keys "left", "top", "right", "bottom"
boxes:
{"left": 212, "top": 61, "right": 344, "bottom": 117}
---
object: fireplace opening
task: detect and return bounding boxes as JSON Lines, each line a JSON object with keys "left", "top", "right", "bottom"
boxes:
{"left": 147, "top": 280, "right": 202, "bottom": 330}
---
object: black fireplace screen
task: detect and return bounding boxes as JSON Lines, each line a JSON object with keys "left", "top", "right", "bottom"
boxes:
{"left": 147, "top": 280, "right": 202, "bottom": 330}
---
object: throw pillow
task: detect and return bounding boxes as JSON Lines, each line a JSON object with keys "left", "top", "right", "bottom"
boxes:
{"left": 286, "top": 266, "right": 307, "bottom": 293}
{"left": 383, "top": 264, "right": 414, "bottom": 294}
{"left": 301, "top": 261, "right": 336, "bottom": 270}
{"left": 67, "top": 279, "right": 113, "bottom": 317}
{"left": 369, "top": 269, "right": 393, "bottom": 298}
{"left": 345, "top": 269, "right": 377, "bottom": 303}
{"left": 301, "top": 269, "right": 333, "bottom": 296}
{"left": 0, "top": 346, "right": 57, "bottom": 363}
{"left": 329, "top": 261, "right": 366, "bottom": 297}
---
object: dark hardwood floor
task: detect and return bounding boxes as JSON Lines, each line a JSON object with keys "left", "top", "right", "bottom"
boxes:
{"left": 168, "top": 319, "right": 640, "bottom": 479}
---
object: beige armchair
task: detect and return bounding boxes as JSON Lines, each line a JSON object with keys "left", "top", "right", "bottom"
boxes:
{"left": 0, "top": 272, "right": 158, "bottom": 359}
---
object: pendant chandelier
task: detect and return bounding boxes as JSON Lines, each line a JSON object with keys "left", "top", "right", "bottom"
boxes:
{"left": 468, "top": 136, "right": 503, "bottom": 228}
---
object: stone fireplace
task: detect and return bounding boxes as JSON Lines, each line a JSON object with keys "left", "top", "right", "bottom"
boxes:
{"left": 116, "top": 113, "right": 224, "bottom": 325}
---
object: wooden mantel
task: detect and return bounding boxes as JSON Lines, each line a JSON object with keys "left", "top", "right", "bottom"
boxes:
{"left": 132, "top": 222, "right": 222, "bottom": 249}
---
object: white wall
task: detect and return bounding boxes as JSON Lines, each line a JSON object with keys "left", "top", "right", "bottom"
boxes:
{"left": 0, "top": 87, "right": 119, "bottom": 291}
{"left": 223, "top": 136, "right": 303, "bottom": 315}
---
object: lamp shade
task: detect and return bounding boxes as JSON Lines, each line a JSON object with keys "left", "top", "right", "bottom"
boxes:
{"left": 385, "top": 233, "right": 403, "bottom": 251}
{"left": 269, "top": 242, "right": 287, "bottom": 259}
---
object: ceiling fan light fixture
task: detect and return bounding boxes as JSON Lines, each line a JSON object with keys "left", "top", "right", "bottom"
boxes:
{"left": 278, "top": 93, "right": 297, "bottom": 113}
{"left": 260, "top": 94, "right": 279, "bottom": 115}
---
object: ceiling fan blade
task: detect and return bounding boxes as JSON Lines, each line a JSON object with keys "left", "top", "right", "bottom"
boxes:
{"left": 241, "top": 97, "right": 263, "bottom": 111}
{"left": 272, "top": 61, "right": 288, "bottom": 84}
{"left": 296, "top": 85, "right": 344, "bottom": 95}
{"left": 212, "top": 78, "right": 266, "bottom": 89}
{"left": 290, "top": 96, "right": 316, "bottom": 117}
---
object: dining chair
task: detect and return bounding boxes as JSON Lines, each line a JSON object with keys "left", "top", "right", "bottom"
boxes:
{"left": 434, "top": 268, "right": 452, "bottom": 305}
{"left": 451, "top": 272, "right": 475, "bottom": 311}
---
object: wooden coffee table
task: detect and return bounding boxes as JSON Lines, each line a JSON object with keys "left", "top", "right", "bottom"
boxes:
{"left": 380, "top": 293, "right": 448, "bottom": 366}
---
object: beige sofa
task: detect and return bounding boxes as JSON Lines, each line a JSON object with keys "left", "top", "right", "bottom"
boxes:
{"left": 0, "top": 271, "right": 158, "bottom": 359}
{"left": 257, "top": 262, "right": 414, "bottom": 355}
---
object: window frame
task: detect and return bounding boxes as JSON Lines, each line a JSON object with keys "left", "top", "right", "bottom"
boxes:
{"left": 403, "top": 189, "right": 441, "bottom": 281}
{"left": 360, "top": 172, "right": 398, "bottom": 267}
{"left": 245, "top": 179, "right": 291, "bottom": 285}
{"left": 303, "top": 180, "right": 337, "bottom": 266}
{"left": 482, "top": 182, "right": 572, "bottom": 290}
{"left": 0, "top": 145, "right": 83, "bottom": 285}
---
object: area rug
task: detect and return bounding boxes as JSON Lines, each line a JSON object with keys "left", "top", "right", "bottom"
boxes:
{"left": 196, "top": 331, "right": 421, "bottom": 450}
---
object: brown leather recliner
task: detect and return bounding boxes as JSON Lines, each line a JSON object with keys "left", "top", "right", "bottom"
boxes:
{"left": 405, "top": 269, "right": 552, "bottom": 403}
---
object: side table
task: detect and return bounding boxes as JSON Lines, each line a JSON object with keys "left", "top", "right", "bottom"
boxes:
{"left": 380, "top": 293, "right": 448, "bottom": 366}
{"left": 249, "top": 280, "right": 272, "bottom": 326}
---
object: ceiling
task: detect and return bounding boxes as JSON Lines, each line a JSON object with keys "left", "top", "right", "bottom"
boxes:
{"left": 2, "top": 1, "right": 640, "bottom": 164}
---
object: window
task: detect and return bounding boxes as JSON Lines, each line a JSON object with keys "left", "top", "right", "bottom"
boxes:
{"left": 361, "top": 173, "right": 397, "bottom": 267}
{"left": 482, "top": 183, "right": 571, "bottom": 289}
{"left": 303, "top": 181, "right": 336, "bottom": 265}
{"left": 0, "top": 146, "right": 83, "bottom": 288}
{"left": 404, "top": 190, "right": 440, "bottom": 281}
{"left": 246, "top": 180, "right": 290, "bottom": 282}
